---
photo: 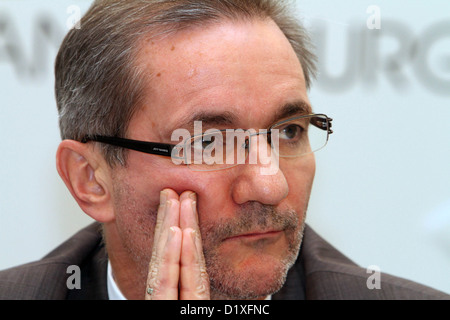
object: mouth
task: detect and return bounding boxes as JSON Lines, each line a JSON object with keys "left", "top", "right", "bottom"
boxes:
{"left": 224, "top": 230, "right": 283, "bottom": 243}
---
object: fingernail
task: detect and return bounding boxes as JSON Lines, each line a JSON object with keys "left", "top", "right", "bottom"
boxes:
{"left": 191, "top": 201, "right": 199, "bottom": 224}
{"left": 160, "top": 190, "right": 168, "bottom": 205}
{"left": 190, "top": 229, "right": 197, "bottom": 241}
{"left": 189, "top": 192, "right": 197, "bottom": 201}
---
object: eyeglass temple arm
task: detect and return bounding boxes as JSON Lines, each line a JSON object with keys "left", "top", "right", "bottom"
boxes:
{"left": 81, "top": 135, "right": 177, "bottom": 157}
{"left": 310, "top": 116, "right": 333, "bottom": 134}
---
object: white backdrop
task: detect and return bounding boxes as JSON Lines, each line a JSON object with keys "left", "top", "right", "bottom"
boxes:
{"left": 1, "top": 0, "right": 449, "bottom": 295}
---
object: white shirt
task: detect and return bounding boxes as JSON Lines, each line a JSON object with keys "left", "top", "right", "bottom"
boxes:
{"left": 107, "top": 261, "right": 126, "bottom": 300}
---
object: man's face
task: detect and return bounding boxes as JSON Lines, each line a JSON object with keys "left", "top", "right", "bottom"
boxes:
{"left": 111, "top": 19, "right": 316, "bottom": 299}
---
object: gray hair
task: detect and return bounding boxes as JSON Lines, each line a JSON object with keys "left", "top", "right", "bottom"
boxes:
{"left": 55, "top": 0, "right": 317, "bottom": 166}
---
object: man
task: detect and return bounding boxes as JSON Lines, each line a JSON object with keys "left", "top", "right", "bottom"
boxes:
{"left": 0, "top": 0, "right": 448, "bottom": 300}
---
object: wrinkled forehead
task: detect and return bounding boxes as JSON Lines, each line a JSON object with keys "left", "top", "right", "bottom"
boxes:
{"left": 130, "top": 19, "right": 310, "bottom": 141}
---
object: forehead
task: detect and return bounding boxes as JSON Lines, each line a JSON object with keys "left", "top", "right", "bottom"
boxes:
{"left": 131, "top": 19, "right": 310, "bottom": 140}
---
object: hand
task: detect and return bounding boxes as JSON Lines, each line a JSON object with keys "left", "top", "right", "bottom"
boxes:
{"left": 145, "top": 189, "right": 210, "bottom": 300}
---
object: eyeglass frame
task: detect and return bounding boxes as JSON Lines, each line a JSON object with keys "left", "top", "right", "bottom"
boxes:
{"left": 81, "top": 113, "right": 333, "bottom": 163}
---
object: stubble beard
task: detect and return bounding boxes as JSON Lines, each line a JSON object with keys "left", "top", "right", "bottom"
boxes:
{"left": 110, "top": 180, "right": 157, "bottom": 288}
{"left": 201, "top": 202, "right": 306, "bottom": 300}
{"left": 111, "top": 180, "right": 307, "bottom": 300}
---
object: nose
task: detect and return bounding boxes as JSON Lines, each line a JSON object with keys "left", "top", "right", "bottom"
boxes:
{"left": 231, "top": 134, "right": 289, "bottom": 205}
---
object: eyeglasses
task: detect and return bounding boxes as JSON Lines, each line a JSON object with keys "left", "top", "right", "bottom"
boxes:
{"left": 81, "top": 114, "right": 333, "bottom": 171}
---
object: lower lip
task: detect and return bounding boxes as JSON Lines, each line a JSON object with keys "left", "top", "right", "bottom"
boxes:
{"left": 225, "top": 231, "right": 283, "bottom": 242}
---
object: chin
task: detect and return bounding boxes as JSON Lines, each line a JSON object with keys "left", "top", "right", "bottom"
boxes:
{"left": 207, "top": 249, "right": 297, "bottom": 300}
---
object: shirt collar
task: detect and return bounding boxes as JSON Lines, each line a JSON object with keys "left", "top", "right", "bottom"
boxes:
{"left": 107, "top": 260, "right": 127, "bottom": 300}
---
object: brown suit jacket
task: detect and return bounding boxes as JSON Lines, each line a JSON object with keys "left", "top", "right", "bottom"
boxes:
{"left": 0, "top": 223, "right": 448, "bottom": 300}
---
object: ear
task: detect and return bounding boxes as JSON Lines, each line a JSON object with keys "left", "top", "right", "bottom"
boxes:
{"left": 56, "top": 139, "right": 115, "bottom": 223}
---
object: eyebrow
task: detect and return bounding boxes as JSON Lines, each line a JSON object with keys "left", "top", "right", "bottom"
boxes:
{"left": 172, "top": 110, "right": 238, "bottom": 133}
{"left": 191, "top": 110, "right": 238, "bottom": 127}
{"left": 271, "top": 101, "right": 312, "bottom": 124}
{"left": 171, "top": 100, "right": 312, "bottom": 133}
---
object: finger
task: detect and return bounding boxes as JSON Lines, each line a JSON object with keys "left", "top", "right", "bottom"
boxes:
{"left": 179, "top": 196, "right": 205, "bottom": 268}
{"left": 181, "top": 198, "right": 205, "bottom": 261}
{"left": 179, "top": 191, "right": 198, "bottom": 231}
{"left": 179, "top": 190, "right": 196, "bottom": 204}
{"left": 152, "top": 190, "right": 169, "bottom": 246}
{"left": 179, "top": 200, "right": 198, "bottom": 231}
{"left": 154, "top": 199, "right": 181, "bottom": 268}
{"left": 153, "top": 189, "right": 179, "bottom": 245}
{"left": 180, "top": 228, "right": 210, "bottom": 300}
{"left": 179, "top": 196, "right": 207, "bottom": 284}
{"left": 146, "top": 191, "right": 181, "bottom": 300}
{"left": 146, "top": 226, "right": 182, "bottom": 300}
{"left": 179, "top": 193, "right": 210, "bottom": 299}
{"left": 180, "top": 197, "right": 205, "bottom": 259}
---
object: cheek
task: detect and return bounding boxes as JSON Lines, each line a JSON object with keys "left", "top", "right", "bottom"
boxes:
{"left": 282, "top": 156, "right": 316, "bottom": 208}
{"left": 286, "top": 155, "right": 316, "bottom": 187}
{"left": 123, "top": 152, "right": 228, "bottom": 207}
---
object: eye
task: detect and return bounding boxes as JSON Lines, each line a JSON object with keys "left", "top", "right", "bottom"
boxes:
{"left": 192, "top": 133, "right": 222, "bottom": 151}
{"left": 192, "top": 137, "right": 211, "bottom": 151}
{"left": 280, "top": 124, "right": 304, "bottom": 142}
{"left": 201, "top": 138, "right": 214, "bottom": 150}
